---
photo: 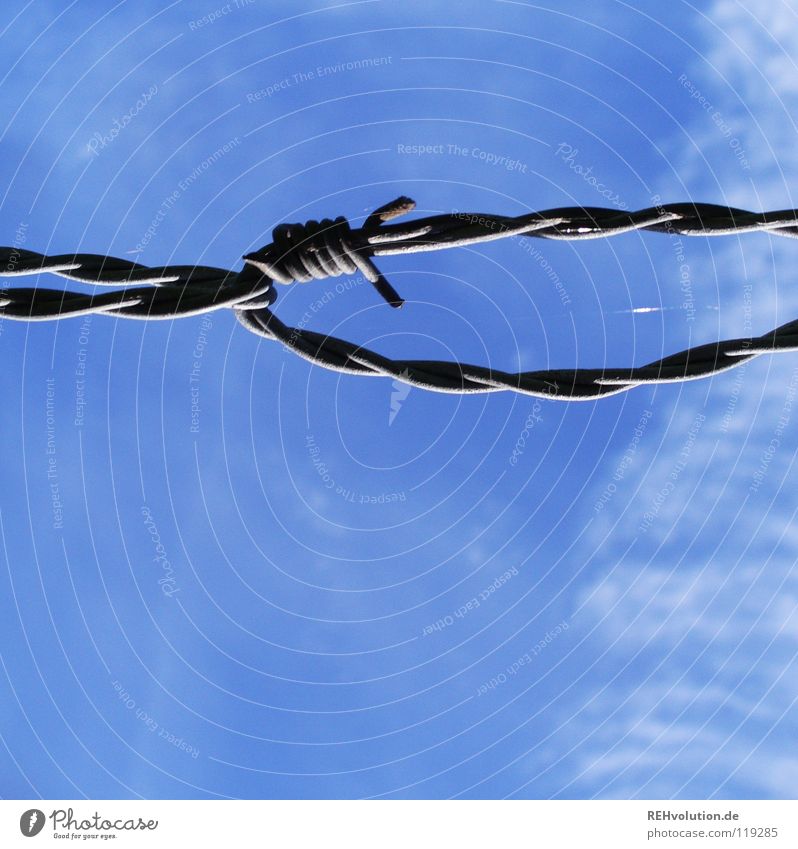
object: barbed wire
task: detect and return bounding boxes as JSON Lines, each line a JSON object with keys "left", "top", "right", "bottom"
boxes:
{"left": 2, "top": 195, "right": 796, "bottom": 400}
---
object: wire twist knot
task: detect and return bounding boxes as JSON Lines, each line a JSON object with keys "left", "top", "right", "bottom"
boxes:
{"left": 243, "top": 199, "right": 418, "bottom": 308}
{"left": 7, "top": 195, "right": 798, "bottom": 400}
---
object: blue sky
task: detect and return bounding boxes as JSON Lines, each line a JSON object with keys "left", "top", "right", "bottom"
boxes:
{"left": 1, "top": 0, "right": 797, "bottom": 799}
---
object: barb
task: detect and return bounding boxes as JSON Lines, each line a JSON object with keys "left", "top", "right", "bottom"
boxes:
{"left": 1, "top": 196, "right": 795, "bottom": 401}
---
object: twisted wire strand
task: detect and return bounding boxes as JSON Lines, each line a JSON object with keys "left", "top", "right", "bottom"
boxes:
{"left": 236, "top": 309, "right": 798, "bottom": 401}
{"left": 2, "top": 195, "right": 796, "bottom": 400}
{"left": 0, "top": 246, "right": 275, "bottom": 319}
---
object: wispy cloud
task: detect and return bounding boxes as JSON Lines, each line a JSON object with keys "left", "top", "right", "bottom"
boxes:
{"left": 570, "top": 0, "right": 798, "bottom": 798}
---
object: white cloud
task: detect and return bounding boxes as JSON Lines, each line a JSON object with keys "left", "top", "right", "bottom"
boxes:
{"left": 571, "top": 1, "right": 798, "bottom": 797}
